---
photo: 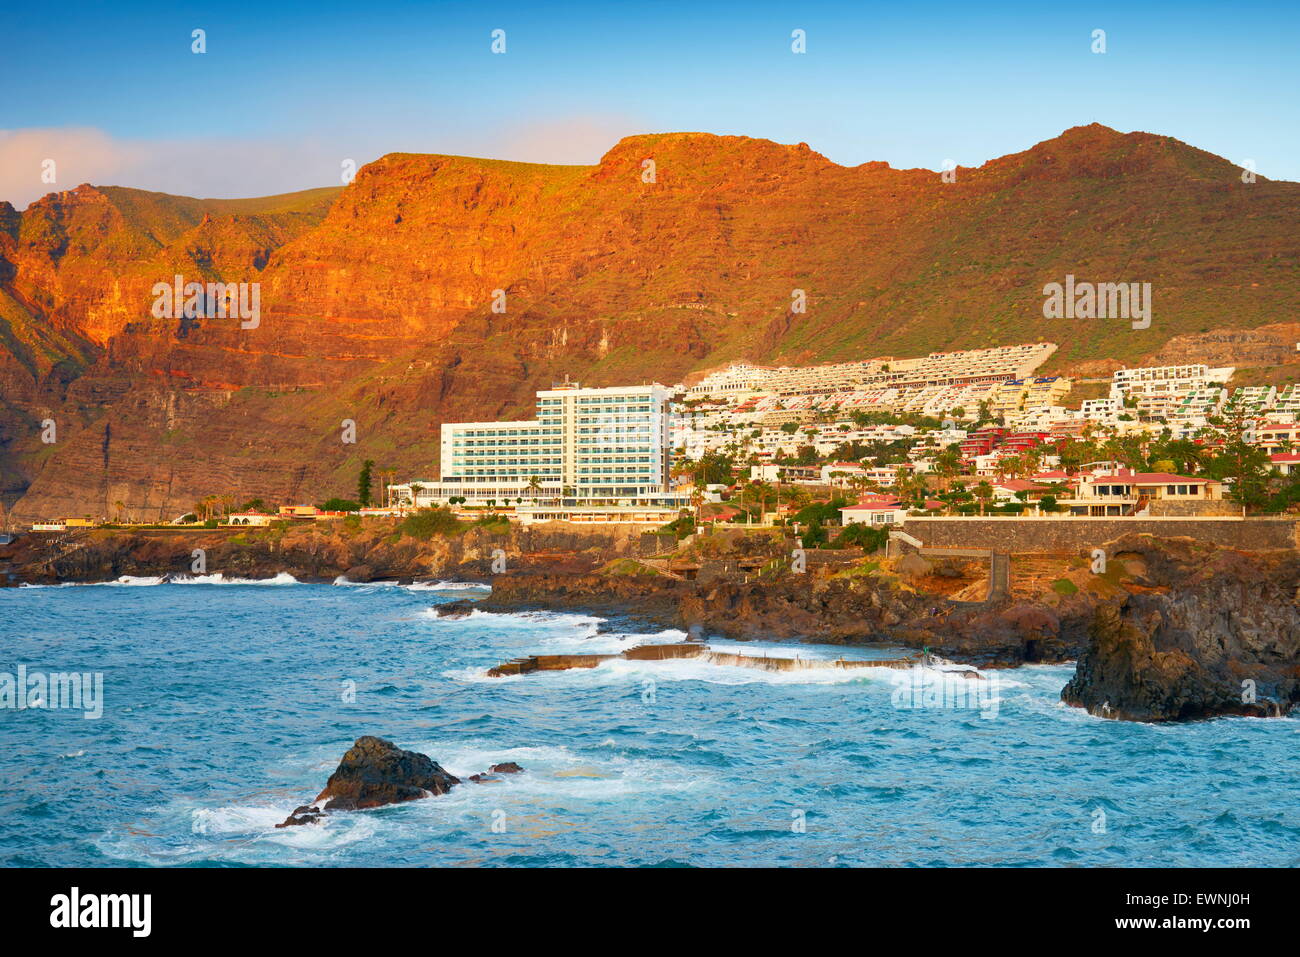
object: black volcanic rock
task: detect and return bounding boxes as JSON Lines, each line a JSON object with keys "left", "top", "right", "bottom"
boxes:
{"left": 1061, "top": 536, "right": 1300, "bottom": 721}
{"left": 276, "top": 736, "right": 526, "bottom": 826}
{"left": 312, "top": 735, "right": 460, "bottom": 812}
{"left": 276, "top": 805, "right": 324, "bottom": 828}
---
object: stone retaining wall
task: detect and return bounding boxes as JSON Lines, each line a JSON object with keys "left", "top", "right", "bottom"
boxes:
{"left": 900, "top": 517, "right": 1297, "bottom": 553}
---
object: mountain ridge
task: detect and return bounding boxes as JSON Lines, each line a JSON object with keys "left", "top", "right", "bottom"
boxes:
{"left": 1, "top": 124, "right": 1296, "bottom": 520}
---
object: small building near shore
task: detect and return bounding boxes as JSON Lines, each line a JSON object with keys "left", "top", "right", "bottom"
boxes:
{"left": 226, "top": 511, "right": 274, "bottom": 527}
{"left": 840, "top": 495, "right": 907, "bottom": 526}
{"left": 31, "top": 517, "right": 94, "bottom": 531}
{"left": 1067, "top": 471, "right": 1224, "bottom": 517}
{"left": 514, "top": 505, "right": 684, "bottom": 526}
{"left": 278, "top": 505, "right": 320, "bottom": 520}
{"left": 991, "top": 479, "right": 1053, "bottom": 503}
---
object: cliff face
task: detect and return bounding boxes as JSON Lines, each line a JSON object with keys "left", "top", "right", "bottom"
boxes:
{"left": 1061, "top": 536, "right": 1300, "bottom": 720}
{"left": 0, "top": 186, "right": 340, "bottom": 516}
{"left": 3, "top": 125, "right": 1299, "bottom": 518}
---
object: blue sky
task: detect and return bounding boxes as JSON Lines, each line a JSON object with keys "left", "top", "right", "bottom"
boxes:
{"left": 3, "top": 0, "right": 1297, "bottom": 205}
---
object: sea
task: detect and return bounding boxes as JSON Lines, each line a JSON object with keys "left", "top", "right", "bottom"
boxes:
{"left": 1, "top": 577, "right": 1297, "bottom": 867}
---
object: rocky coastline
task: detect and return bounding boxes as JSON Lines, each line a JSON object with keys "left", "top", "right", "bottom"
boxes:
{"left": 1060, "top": 536, "right": 1300, "bottom": 721}
{"left": 7, "top": 522, "right": 1298, "bottom": 723}
{"left": 0, "top": 520, "right": 653, "bottom": 587}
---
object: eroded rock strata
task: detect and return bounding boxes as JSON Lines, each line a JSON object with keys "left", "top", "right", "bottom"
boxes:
{"left": 1061, "top": 536, "right": 1300, "bottom": 721}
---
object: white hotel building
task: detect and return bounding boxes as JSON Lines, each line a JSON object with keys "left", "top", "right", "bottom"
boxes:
{"left": 391, "top": 380, "right": 688, "bottom": 510}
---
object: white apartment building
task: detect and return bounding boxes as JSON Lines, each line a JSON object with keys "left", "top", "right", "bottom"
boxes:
{"left": 686, "top": 343, "right": 1056, "bottom": 404}
{"left": 687, "top": 363, "right": 769, "bottom": 398}
{"left": 392, "top": 380, "right": 686, "bottom": 508}
{"left": 1227, "top": 385, "right": 1277, "bottom": 417}
{"left": 1271, "top": 384, "right": 1300, "bottom": 421}
{"left": 1110, "top": 364, "right": 1234, "bottom": 420}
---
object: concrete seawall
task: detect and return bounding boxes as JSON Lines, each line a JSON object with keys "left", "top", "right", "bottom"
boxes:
{"left": 898, "top": 517, "right": 1298, "bottom": 552}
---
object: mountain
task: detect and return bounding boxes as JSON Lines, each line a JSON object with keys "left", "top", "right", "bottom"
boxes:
{"left": 1, "top": 124, "right": 1297, "bottom": 520}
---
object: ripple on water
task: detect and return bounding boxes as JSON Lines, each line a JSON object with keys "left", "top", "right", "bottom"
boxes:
{"left": 1, "top": 584, "right": 1298, "bottom": 866}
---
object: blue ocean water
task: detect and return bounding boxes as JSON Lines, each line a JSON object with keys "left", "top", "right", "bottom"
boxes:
{"left": 1, "top": 578, "right": 1297, "bottom": 867}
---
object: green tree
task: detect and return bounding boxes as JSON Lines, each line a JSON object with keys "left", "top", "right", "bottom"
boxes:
{"left": 320, "top": 498, "right": 361, "bottom": 512}
{"left": 1202, "top": 407, "right": 1271, "bottom": 509}
{"left": 357, "top": 459, "right": 375, "bottom": 507}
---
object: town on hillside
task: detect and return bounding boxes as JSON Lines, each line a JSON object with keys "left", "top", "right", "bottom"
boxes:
{"left": 20, "top": 341, "right": 1300, "bottom": 544}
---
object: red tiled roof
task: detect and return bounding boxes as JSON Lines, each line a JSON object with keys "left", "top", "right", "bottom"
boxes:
{"left": 1088, "top": 472, "right": 1216, "bottom": 484}
{"left": 842, "top": 495, "right": 902, "bottom": 510}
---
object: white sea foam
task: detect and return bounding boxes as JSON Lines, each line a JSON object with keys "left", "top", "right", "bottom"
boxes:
{"left": 407, "top": 738, "right": 702, "bottom": 802}
{"left": 420, "top": 606, "right": 604, "bottom": 634}
{"left": 191, "top": 804, "right": 288, "bottom": 835}
{"left": 332, "top": 576, "right": 398, "bottom": 587}
{"left": 57, "top": 571, "right": 300, "bottom": 587}
{"left": 591, "top": 655, "right": 896, "bottom": 686}
{"left": 406, "top": 580, "right": 492, "bottom": 592}
{"left": 535, "top": 626, "right": 687, "bottom": 654}
{"left": 171, "top": 571, "right": 299, "bottom": 586}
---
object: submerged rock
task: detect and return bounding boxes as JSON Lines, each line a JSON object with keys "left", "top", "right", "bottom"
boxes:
{"left": 276, "top": 805, "right": 325, "bottom": 828}
{"left": 436, "top": 599, "right": 478, "bottom": 619}
{"left": 469, "top": 762, "right": 525, "bottom": 783}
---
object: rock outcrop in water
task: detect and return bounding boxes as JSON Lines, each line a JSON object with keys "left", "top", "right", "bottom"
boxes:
{"left": 1061, "top": 535, "right": 1300, "bottom": 721}
{"left": 314, "top": 735, "right": 460, "bottom": 810}
{"left": 276, "top": 735, "right": 523, "bottom": 827}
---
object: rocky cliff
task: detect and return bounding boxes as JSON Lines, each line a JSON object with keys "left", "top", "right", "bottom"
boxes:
{"left": 1061, "top": 535, "right": 1300, "bottom": 720}
{"left": 3, "top": 125, "right": 1298, "bottom": 519}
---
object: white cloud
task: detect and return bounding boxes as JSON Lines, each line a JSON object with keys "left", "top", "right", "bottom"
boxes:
{"left": 0, "top": 116, "right": 646, "bottom": 209}
{"left": 0, "top": 128, "right": 371, "bottom": 208}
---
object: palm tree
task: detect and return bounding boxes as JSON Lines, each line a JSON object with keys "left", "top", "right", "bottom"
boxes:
{"left": 935, "top": 448, "right": 962, "bottom": 489}
{"left": 974, "top": 480, "right": 994, "bottom": 515}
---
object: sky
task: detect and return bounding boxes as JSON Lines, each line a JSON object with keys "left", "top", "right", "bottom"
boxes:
{"left": 3, "top": 0, "right": 1298, "bottom": 206}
